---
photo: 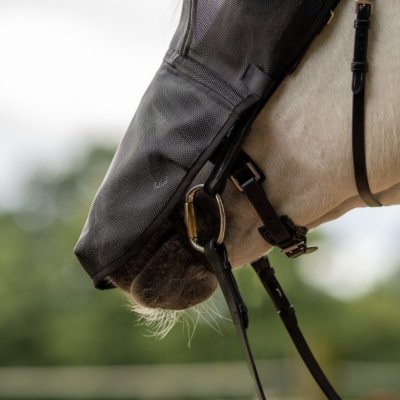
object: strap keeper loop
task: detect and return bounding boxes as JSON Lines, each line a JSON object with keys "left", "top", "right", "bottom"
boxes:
{"left": 351, "top": 61, "right": 368, "bottom": 73}
{"left": 354, "top": 19, "right": 370, "bottom": 29}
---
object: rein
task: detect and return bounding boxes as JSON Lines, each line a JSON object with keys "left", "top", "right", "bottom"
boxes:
{"left": 184, "top": 1, "right": 378, "bottom": 399}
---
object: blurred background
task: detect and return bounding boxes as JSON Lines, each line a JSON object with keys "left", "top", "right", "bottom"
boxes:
{"left": 1, "top": 1, "right": 400, "bottom": 399}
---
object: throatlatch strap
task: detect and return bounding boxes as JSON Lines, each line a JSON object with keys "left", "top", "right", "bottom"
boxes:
{"left": 204, "top": 240, "right": 266, "bottom": 400}
{"left": 352, "top": 2, "right": 382, "bottom": 207}
{"left": 251, "top": 258, "right": 341, "bottom": 400}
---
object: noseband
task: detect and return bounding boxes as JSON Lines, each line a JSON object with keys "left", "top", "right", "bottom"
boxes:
{"left": 184, "top": 2, "right": 379, "bottom": 399}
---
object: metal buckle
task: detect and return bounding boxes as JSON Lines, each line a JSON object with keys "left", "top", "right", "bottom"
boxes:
{"left": 355, "top": 0, "right": 373, "bottom": 13}
{"left": 281, "top": 242, "right": 307, "bottom": 258}
{"left": 281, "top": 243, "right": 303, "bottom": 257}
{"left": 281, "top": 242, "right": 318, "bottom": 258}
{"left": 230, "top": 162, "right": 261, "bottom": 193}
{"left": 184, "top": 184, "right": 226, "bottom": 254}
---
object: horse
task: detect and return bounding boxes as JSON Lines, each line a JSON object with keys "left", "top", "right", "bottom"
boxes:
{"left": 107, "top": 0, "right": 400, "bottom": 324}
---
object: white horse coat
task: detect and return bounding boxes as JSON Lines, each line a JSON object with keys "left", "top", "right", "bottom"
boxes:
{"left": 224, "top": 0, "right": 400, "bottom": 268}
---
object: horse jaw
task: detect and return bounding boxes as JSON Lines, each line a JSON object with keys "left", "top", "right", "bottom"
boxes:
{"left": 222, "top": 0, "right": 400, "bottom": 269}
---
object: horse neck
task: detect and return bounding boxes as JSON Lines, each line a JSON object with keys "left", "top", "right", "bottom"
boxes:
{"left": 243, "top": 0, "right": 400, "bottom": 229}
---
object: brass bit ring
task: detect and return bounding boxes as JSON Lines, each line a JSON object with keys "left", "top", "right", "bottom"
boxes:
{"left": 184, "top": 184, "right": 226, "bottom": 253}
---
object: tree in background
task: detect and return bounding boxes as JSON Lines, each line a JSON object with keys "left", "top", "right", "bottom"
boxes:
{"left": 0, "top": 145, "right": 399, "bottom": 370}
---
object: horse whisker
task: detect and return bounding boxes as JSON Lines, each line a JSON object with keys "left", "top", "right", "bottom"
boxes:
{"left": 128, "top": 293, "right": 230, "bottom": 342}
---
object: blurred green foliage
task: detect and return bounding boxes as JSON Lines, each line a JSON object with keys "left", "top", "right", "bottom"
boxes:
{"left": 0, "top": 145, "right": 400, "bottom": 369}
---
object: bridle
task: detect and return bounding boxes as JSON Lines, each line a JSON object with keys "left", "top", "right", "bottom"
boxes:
{"left": 184, "top": 2, "right": 380, "bottom": 399}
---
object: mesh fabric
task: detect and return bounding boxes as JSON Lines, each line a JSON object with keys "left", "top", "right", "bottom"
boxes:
{"left": 75, "top": 0, "right": 339, "bottom": 287}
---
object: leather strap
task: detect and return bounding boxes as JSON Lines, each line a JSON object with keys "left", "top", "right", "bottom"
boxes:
{"left": 252, "top": 258, "right": 341, "bottom": 400}
{"left": 204, "top": 240, "right": 341, "bottom": 400}
{"left": 205, "top": 104, "right": 263, "bottom": 197}
{"left": 352, "top": 2, "right": 382, "bottom": 207}
{"left": 204, "top": 240, "right": 266, "bottom": 400}
{"left": 230, "top": 154, "right": 317, "bottom": 258}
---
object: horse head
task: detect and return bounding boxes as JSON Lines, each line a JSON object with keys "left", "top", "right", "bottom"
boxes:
{"left": 76, "top": 0, "right": 400, "bottom": 320}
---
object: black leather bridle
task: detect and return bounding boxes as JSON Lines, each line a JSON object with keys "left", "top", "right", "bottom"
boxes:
{"left": 352, "top": 1, "right": 381, "bottom": 207}
{"left": 184, "top": 2, "right": 380, "bottom": 399}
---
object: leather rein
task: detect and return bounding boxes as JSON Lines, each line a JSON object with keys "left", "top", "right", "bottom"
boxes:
{"left": 184, "top": 2, "right": 380, "bottom": 399}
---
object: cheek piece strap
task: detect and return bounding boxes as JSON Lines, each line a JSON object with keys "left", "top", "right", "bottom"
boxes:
{"left": 352, "top": 1, "right": 382, "bottom": 207}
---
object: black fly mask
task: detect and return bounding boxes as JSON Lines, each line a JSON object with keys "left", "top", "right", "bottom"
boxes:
{"left": 75, "top": 0, "right": 339, "bottom": 288}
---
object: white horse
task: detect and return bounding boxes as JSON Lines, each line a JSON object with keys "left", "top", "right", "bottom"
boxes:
{"left": 109, "top": 0, "right": 400, "bottom": 324}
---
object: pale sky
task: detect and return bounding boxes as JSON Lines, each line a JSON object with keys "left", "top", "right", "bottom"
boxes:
{"left": 0, "top": 0, "right": 181, "bottom": 204}
{"left": 1, "top": 0, "right": 399, "bottom": 300}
